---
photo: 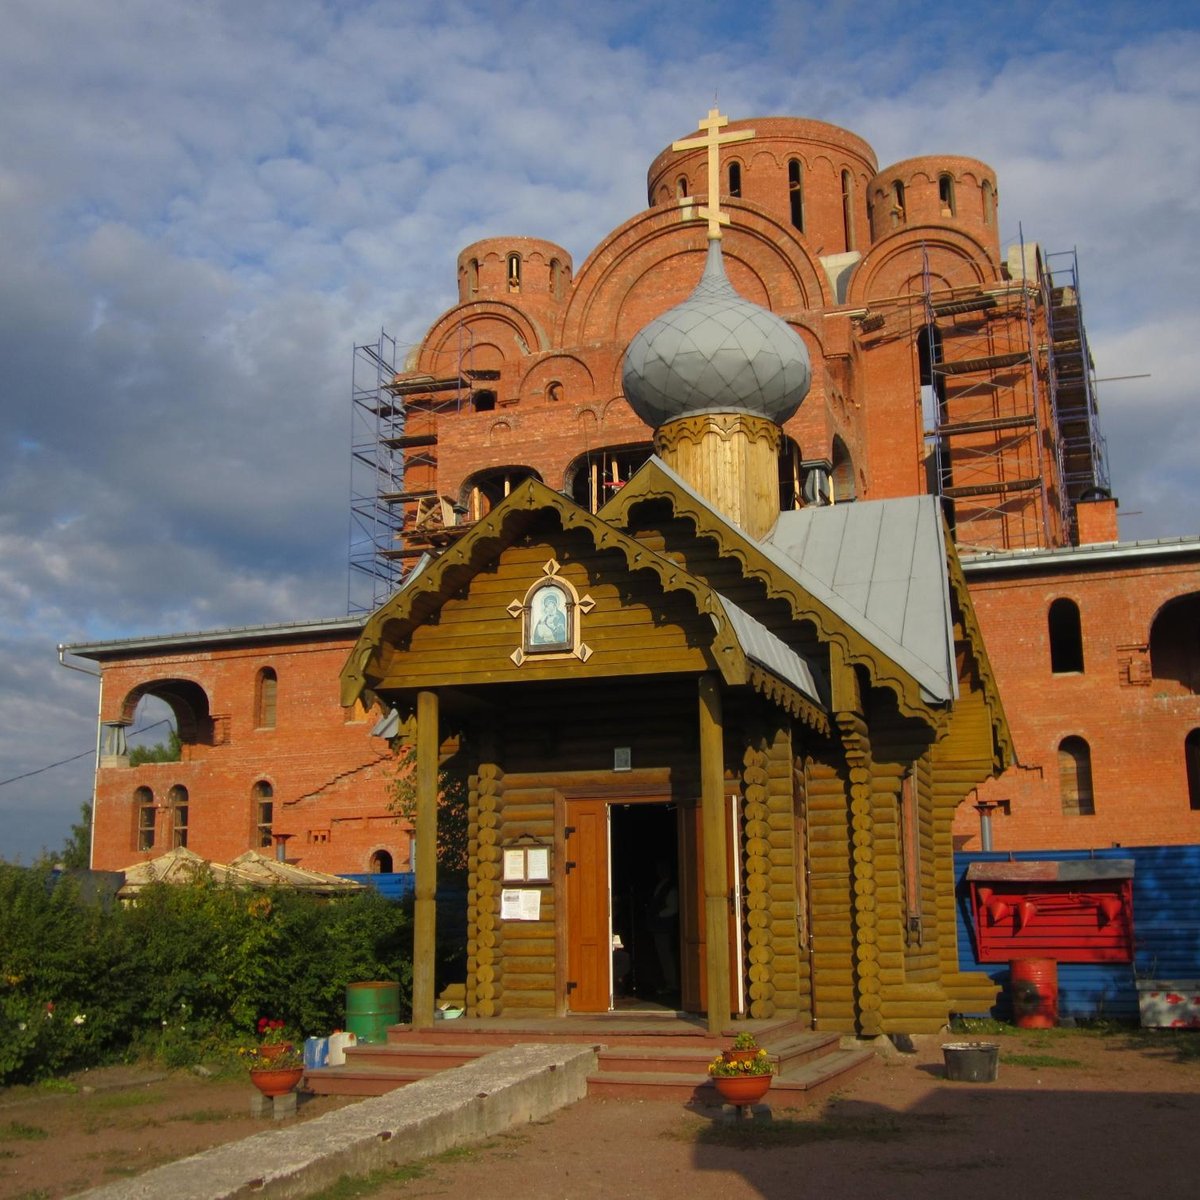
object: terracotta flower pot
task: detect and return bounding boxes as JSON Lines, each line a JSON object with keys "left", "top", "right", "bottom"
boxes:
{"left": 249, "top": 1066, "right": 303, "bottom": 1098}
{"left": 257, "top": 1042, "right": 293, "bottom": 1063}
{"left": 722, "top": 1049, "right": 759, "bottom": 1065}
{"left": 712, "top": 1073, "right": 771, "bottom": 1106}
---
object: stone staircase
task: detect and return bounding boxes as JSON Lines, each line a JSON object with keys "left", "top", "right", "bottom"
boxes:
{"left": 304, "top": 1015, "right": 875, "bottom": 1105}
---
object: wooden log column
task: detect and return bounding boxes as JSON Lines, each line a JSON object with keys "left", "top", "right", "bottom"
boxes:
{"left": 412, "top": 689, "right": 439, "bottom": 1029}
{"left": 699, "top": 675, "right": 731, "bottom": 1035}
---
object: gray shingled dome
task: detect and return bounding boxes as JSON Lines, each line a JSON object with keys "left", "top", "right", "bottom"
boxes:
{"left": 622, "top": 240, "right": 811, "bottom": 428}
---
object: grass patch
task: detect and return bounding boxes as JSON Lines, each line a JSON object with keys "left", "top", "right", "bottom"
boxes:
{"left": 1001, "top": 1052, "right": 1083, "bottom": 1069}
{"left": 305, "top": 1163, "right": 429, "bottom": 1199}
{"left": 35, "top": 1079, "right": 77, "bottom": 1095}
{"left": 0, "top": 1122, "right": 49, "bottom": 1142}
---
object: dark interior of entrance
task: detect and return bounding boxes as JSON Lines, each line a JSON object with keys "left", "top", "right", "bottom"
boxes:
{"left": 609, "top": 803, "right": 680, "bottom": 1010}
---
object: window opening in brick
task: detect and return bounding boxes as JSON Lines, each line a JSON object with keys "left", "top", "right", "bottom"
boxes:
{"left": 1058, "top": 736, "right": 1095, "bottom": 815}
{"left": 1049, "top": 598, "right": 1084, "bottom": 673}
{"left": 472, "top": 390, "right": 497, "bottom": 412}
{"left": 463, "top": 465, "right": 541, "bottom": 522}
{"left": 1149, "top": 592, "right": 1200, "bottom": 694}
{"left": 891, "top": 179, "right": 906, "bottom": 228}
{"left": 466, "top": 257, "right": 479, "bottom": 294}
{"left": 370, "top": 849, "right": 394, "bottom": 874}
{"left": 982, "top": 180, "right": 995, "bottom": 227}
{"left": 787, "top": 159, "right": 804, "bottom": 232}
{"left": 1187, "top": 730, "right": 1200, "bottom": 811}
{"left": 169, "top": 784, "right": 189, "bottom": 848}
{"left": 566, "top": 443, "right": 653, "bottom": 513}
{"left": 255, "top": 667, "right": 277, "bottom": 729}
{"left": 675, "top": 176, "right": 689, "bottom": 199}
{"left": 841, "top": 169, "right": 855, "bottom": 250}
{"left": 254, "top": 781, "right": 274, "bottom": 849}
{"left": 939, "top": 172, "right": 956, "bottom": 216}
{"left": 135, "top": 787, "right": 155, "bottom": 851}
{"left": 507, "top": 252, "right": 521, "bottom": 291}
{"left": 550, "top": 257, "right": 564, "bottom": 300}
{"left": 831, "top": 436, "right": 856, "bottom": 502}
{"left": 728, "top": 161, "right": 741, "bottom": 197}
{"left": 778, "top": 436, "right": 803, "bottom": 511}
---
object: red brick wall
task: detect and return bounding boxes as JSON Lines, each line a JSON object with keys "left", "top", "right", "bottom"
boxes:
{"left": 90, "top": 635, "right": 407, "bottom": 875}
{"left": 957, "top": 555, "right": 1200, "bottom": 850}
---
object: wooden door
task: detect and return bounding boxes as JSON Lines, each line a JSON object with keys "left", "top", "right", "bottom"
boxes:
{"left": 564, "top": 798, "right": 610, "bottom": 1012}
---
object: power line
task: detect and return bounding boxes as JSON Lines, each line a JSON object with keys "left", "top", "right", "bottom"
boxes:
{"left": 0, "top": 720, "right": 173, "bottom": 789}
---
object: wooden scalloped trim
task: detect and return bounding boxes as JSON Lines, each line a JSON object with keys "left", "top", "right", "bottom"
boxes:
{"left": 602, "top": 467, "right": 935, "bottom": 723}
{"left": 340, "top": 477, "right": 757, "bottom": 704}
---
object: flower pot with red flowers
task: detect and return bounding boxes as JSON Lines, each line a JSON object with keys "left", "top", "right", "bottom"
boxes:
{"left": 241, "top": 1018, "right": 305, "bottom": 1096}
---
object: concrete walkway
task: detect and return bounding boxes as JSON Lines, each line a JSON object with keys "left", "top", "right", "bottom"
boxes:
{"left": 76, "top": 1043, "right": 597, "bottom": 1200}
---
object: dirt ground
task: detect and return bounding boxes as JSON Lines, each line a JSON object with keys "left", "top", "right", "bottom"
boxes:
{"left": 1, "top": 1028, "right": 1197, "bottom": 1200}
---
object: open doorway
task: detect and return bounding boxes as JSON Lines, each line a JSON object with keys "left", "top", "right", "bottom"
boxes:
{"left": 609, "top": 803, "right": 680, "bottom": 1010}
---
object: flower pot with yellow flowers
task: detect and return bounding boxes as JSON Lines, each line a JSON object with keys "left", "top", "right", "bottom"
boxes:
{"left": 708, "top": 1033, "right": 774, "bottom": 1106}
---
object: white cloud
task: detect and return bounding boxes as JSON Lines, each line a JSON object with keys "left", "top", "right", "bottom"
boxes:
{"left": 1, "top": 0, "right": 1197, "bottom": 859}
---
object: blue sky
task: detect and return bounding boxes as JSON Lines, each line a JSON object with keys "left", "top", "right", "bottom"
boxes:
{"left": 2, "top": 0, "right": 1198, "bottom": 861}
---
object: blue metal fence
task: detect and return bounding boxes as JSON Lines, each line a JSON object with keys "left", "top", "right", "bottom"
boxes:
{"left": 955, "top": 845, "right": 1200, "bottom": 1021}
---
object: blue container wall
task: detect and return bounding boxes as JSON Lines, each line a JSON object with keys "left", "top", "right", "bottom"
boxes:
{"left": 340, "top": 872, "right": 416, "bottom": 902}
{"left": 955, "top": 845, "right": 1200, "bottom": 1021}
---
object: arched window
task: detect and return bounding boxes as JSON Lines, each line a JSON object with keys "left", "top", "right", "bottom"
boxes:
{"left": 566, "top": 444, "right": 653, "bottom": 512}
{"left": 1187, "top": 730, "right": 1200, "bottom": 811}
{"left": 891, "top": 179, "right": 906, "bottom": 228}
{"left": 462, "top": 465, "right": 541, "bottom": 522}
{"left": 728, "top": 161, "right": 741, "bottom": 197}
{"left": 841, "top": 169, "right": 855, "bottom": 250}
{"left": 135, "top": 786, "right": 155, "bottom": 851}
{"left": 778, "top": 437, "right": 803, "bottom": 512}
{"left": 1059, "top": 737, "right": 1095, "bottom": 815}
{"left": 506, "top": 252, "right": 521, "bottom": 291}
{"left": 982, "top": 180, "right": 995, "bottom": 227}
{"left": 472, "top": 390, "right": 497, "bottom": 412}
{"left": 788, "top": 159, "right": 804, "bottom": 232}
{"left": 254, "top": 781, "right": 273, "bottom": 849}
{"left": 1048, "top": 598, "right": 1084, "bottom": 673}
{"left": 675, "top": 175, "right": 689, "bottom": 199}
{"left": 466, "top": 257, "right": 479, "bottom": 294}
{"left": 1149, "top": 593, "right": 1200, "bottom": 694}
{"left": 831, "top": 436, "right": 856, "bottom": 502}
{"left": 168, "top": 784, "right": 188, "bottom": 848}
{"left": 255, "top": 667, "right": 277, "bottom": 729}
{"left": 549, "top": 257, "right": 564, "bottom": 300}
{"left": 939, "top": 172, "right": 956, "bottom": 216}
{"left": 370, "top": 849, "right": 394, "bottom": 874}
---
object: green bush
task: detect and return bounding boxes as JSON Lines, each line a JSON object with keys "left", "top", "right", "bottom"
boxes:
{"left": 0, "top": 866, "right": 412, "bottom": 1084}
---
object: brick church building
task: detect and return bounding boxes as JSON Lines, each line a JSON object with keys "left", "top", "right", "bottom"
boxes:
{"left": 69, "top": 110, "right": 1200, "bottom": 895}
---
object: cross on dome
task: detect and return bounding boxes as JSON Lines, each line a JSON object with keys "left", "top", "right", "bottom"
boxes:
{"left": 672, "top": 107, "right": 755, "bottom": 239}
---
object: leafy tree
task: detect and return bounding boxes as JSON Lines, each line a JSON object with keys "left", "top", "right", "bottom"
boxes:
{"left": 129, "top": 728, "right": 181, "bottom": 765}
{"left": 57, "top": 801, "right": 93, "bottom": 870}
{"left": 387, "top": 741, "right": 469, "bottom": 874}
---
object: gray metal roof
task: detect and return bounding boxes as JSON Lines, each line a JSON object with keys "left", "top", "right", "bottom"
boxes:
{"left": 62, "top": 614, "right": 364, "bottom": 659}
{"left": 961, "top": 533, "right": 1200, "bottom": 574}
{"left": 763, "top": 497, "right": 957, "bottom": 703}
{"left": 718, "top": 596, "right": 825, "bottom": 705}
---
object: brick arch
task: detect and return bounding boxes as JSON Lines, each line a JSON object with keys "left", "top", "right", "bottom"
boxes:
{"left": 416, "top": 300, "right": 549, "bottom": 375}
{"left": 518, "top": 352, "right": 596, "bottom": 407}
{"left": 118, "top": 678, "right": 213, "bottom": 745}
{"left": 847, "top": 226, "right": 997, "bottom": 308}
{"left": 1149, "top": 591, "right": 1200, "bottom": 695}
{"left": 560, "top": 204, "right": 831, "bottom": 349}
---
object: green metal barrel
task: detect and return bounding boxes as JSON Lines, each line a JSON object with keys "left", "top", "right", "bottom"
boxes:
{"left": 345, "top": 981, "right": 400, "bottom": 1044}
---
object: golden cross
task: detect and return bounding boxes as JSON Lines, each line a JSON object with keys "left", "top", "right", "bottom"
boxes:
{"left": 672, "top": 107, "right": 754, "bottom": 239}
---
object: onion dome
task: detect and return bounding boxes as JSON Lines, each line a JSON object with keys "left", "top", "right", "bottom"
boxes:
{"left": 622, "top": 240, "right": 811, "bottom": 428}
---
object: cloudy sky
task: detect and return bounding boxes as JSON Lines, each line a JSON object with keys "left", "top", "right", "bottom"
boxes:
{"left": 2, "top": 0, "right": 1197, "bottom": 862}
